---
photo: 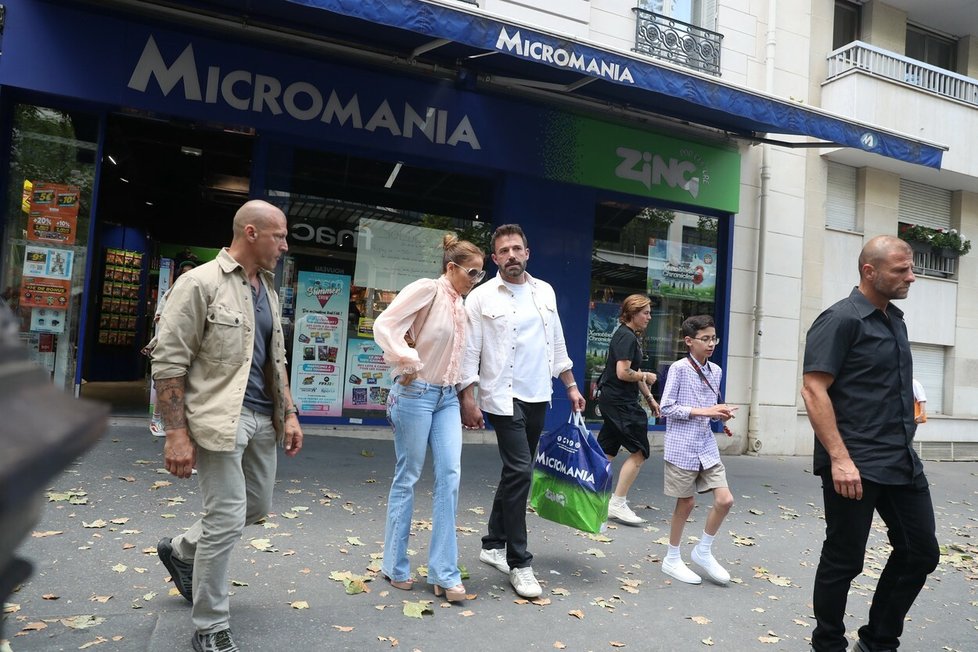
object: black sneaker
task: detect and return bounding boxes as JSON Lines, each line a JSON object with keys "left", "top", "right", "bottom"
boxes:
{"left": 192, "top": 629, "right": 239, "bottom": 652}
{"left": 157, "top": 537, "right": 193, "bottom": 603}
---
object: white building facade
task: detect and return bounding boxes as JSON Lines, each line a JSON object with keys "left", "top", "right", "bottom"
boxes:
{"left": 473, "top": 0, "right": 978, "bottom": 459}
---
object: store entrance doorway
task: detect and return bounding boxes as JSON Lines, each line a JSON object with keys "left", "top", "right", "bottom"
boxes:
{"left": 79, "top": 114, "right": 253, "bottom": 415}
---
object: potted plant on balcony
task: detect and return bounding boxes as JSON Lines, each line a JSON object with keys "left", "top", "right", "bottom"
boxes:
{"left": 897, "top": 222, "right": 937, "bottom": 255}
{"left": 929, "top": 228, "right": 971, "bottom": 258}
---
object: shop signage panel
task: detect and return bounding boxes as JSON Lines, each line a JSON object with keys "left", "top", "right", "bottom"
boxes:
{"left": 0, "top": 0, "right": 740, "bottom": 212}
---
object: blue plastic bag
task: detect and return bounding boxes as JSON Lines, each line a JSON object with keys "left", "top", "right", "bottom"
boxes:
{"left": 530, "top": 412, "right": 613, "bottom": 533}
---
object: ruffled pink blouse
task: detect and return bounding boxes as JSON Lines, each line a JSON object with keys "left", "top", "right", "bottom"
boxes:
{"left": 373, "top": 275, "right": 466, "bottom": 386}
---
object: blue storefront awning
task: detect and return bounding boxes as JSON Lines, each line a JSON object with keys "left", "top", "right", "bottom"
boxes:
{"left": 59, "top": 0, "right": 944, "bottom": 168}
{"left": 256, "top": 0, "right": 945, "bottom": 169}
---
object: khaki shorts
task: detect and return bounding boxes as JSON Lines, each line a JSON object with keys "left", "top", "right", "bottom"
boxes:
{"left": 664, "top": 460, "right": 728, "bottom": 498}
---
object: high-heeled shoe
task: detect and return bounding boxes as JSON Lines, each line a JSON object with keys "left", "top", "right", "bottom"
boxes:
{"left": 433, "top": 583, "right": 467, "bottom": 602}
{"left": 383, "top": 575, "right": 414, "bottom": 591}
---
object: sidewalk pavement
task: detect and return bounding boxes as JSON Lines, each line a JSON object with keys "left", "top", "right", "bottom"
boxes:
{"left": 3, "top": 423, "right": 976, "bottom": 652}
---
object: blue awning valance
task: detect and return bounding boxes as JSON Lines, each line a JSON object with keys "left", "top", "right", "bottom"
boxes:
{"left": 270, "top": 0, "right": 943, "bottom": 168}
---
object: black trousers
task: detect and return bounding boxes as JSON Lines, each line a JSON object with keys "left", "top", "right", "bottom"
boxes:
{"left": 482, "top": 399, "right": 547, "bottom": 569}
{"left": 811, "top": 474, "right": 939, "bottom": 652}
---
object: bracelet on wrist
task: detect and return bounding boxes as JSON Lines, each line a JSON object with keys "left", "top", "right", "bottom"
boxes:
{"left": 284, "top": 406, "right": 299, "bottom": 417}
{"left": 565, "top": 382, "right": 577, "bottom": 390}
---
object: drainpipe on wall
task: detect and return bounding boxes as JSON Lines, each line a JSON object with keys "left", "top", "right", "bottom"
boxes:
{"left": 746, "top": 0, "right": 777, "bottom": 455}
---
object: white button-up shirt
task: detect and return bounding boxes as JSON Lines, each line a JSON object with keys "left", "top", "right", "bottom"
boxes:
{"left": 459, "top": 272, "right": 573, "bottom": 416}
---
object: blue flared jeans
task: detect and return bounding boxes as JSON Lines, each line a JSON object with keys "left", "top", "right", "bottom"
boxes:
{"left": 382, "top": 379, "right": 462, "bottom": 587}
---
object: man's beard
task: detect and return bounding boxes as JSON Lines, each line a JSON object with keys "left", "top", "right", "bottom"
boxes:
{"left": 502, "top": 260, "right": 526, "bottom": 279}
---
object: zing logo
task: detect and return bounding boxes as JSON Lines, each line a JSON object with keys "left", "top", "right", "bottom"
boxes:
{"left": 614, "top": 146, "right": 710, "bottom": 199}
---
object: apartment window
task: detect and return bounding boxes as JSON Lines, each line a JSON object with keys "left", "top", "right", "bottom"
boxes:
{"left": 899, "top": 180, "right": 955, "bottom": 278}
{"left": 899, "top": 180, "right": 951, "bottom": 231}
{"left": 906, "top": 24, "right": 957, "bottom": 72}
{"left": 639, "top": 0, "right": 716, "bottom": 30}
{"left": 833, "top": 1, "right": 860, "bottom": 50}
{"left": 911, "top": 344, "right": 944, "bottom": 415}
{"left": 825, "top": 162, "right": 857, "bottom": 231}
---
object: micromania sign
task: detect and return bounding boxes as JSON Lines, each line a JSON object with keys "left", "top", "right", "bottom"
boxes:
{"left": 495, "top": 27, "right": 635, "bottom": 84}
{"left": 126, "top": 36, "right": 481, "bottom": 150}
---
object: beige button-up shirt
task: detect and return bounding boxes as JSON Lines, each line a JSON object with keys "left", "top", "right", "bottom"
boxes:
{"left": 151, "top": 249, "right": 289, "bottom": 452}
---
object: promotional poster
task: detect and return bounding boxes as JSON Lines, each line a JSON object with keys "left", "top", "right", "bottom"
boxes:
{"left": 290, "top": 272, "right": 350, "bottom": 417}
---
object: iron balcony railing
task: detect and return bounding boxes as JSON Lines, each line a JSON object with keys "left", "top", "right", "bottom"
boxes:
{"left": 827, "top": 41, "right": 978, "bottom": 106}
{"left": 632, "top": 7, "right": 723, "bottom": 76}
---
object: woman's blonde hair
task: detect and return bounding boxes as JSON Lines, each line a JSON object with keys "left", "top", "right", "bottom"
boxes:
{"left": 619, "top": 294, "right": 652, "bottom": 325}
{"left": 442, "top": 233, "right": 484, "bottom": 271}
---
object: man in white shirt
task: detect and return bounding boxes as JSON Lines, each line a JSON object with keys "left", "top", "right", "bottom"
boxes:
{"left": 459, "top": 224, "right": 585, "bottom": 598}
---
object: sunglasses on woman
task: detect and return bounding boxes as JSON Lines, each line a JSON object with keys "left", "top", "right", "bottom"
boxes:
{"left": 451, "top": 262, "right": 486, "bottom": 282}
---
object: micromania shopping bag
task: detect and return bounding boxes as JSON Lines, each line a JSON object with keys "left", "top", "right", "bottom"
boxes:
{"left": 530, "top": 411, "right": 613, "bottom": 533}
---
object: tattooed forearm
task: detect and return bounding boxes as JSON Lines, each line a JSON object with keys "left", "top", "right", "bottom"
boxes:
{"left": 156, "top": 376, "right": 188, "bottom": 431}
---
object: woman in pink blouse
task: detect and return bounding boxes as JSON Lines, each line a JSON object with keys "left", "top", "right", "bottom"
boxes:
{"left": 373, "top": 234, "right": 485, "bottom": 603}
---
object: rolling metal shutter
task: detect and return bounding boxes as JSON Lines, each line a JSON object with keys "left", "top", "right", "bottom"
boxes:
{"left": 899, "top": 180, "right": 951, "bottom": 230}
{"left": 826, "top": 162, "right": 857, "bottom": 231}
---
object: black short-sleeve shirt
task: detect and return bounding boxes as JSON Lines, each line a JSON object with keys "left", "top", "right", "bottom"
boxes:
{"left": 803, "top": 287, "right": 922, "bottom": 484}
{"left": 599, "top": 325, "right": 643, "bottom": 404}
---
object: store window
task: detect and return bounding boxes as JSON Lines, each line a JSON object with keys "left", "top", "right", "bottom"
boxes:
{"left": 264, "top": 143, "right": 492, "bottom": 423}
{"left": 586, "top": 202, "right": 723, "bottom": 426}
{"left": 1, "top": 104, "right": 98, "bottom": 392}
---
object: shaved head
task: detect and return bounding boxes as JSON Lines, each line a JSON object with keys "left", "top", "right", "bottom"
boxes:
{"left": 232, "top": 200, "right": 282, "bottom": 239}
{"left": 858, "top": 235, "right": 911, "bottom": 278}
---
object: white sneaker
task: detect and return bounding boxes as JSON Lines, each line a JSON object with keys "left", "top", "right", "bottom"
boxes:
{"left": 661, "top": 556, "right": 702, "bottom": 585}
{"left": 479, "top": 548, "right": 509, "bottom": 574}
{"left": 691, "top": 546, "right": 730, "bottom": 585}
{"left": 509, "top": 566, "right": 542, "bottom": 598}
{"left": 607, "top": 498, "right": 646, "bottom": 525}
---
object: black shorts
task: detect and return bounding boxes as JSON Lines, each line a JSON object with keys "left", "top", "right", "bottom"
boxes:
{"left": 597, "top": 400, "right": 650, "bottom": 459}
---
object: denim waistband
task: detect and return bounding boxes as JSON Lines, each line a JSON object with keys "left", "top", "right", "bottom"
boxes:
{"left": 401, "top": 379, "right": 457, "bottom": 395}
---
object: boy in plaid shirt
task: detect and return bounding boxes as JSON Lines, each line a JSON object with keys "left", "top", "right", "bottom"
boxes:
{"left": 658, "top": 315, "right": 737, "bottom": 585}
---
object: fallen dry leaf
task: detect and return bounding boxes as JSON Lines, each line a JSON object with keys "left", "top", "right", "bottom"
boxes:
{"left": 553, "top": 643, "right": 567, "bottom": 650}
{"left": 83, "top": 519, "right": 107, "bottom": 529}
{"left": 568, "top": 609, "right": 585, "bottom": 620}
{"left": 60, "top": 615, "right": 106, "bottom": 630}
{"left": 332, "top": 625, "right": 354, "bottom": 632}
{"left": 32, "top": 530, "right": 63, "bottom": 538}
{"left": 18, "top": 622, "right": 47, "bottom": 633}
{"left": 460, "top": 610, "right": 474, "bottom": 617}
{"left": 291, "top": 601, "right": 310, "bottom": 610}
{"left": 701, "top": 637, "right": 715, "bottom": 646}
{"left": 42, "top": 594, "right": 59, "bottom": 600}
{"left": 403, "top": 600, "right": 434, "bottom": 619}
{"left": 689, "top": 615, "right": 711, "bottom": 625}
{"left": 90, "top": 595, "right": 112, "bottom": 603}
{"left": 610, "top": 643, "right": 626, "bottom": 648}
{"left": 79, "top": 636, "right": 108, "bottom": 649}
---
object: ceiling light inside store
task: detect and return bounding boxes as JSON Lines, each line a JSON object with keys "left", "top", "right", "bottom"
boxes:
{"left": 180, "top": 146, "right": 203, "bottom": 156}
{"left": 384, "top": 162, "right": 403, "bottom": 189}
{"left": 146, "top": 201, "right": 153, "bottom": 206}
{"left": 209, "top": 175, "right": 250, "bottom": 193}
{"left": 107, "top": 155, "right": 117, "bottom": 165}
{"left": 119, "top": 177, "right": 129, "bottom": 183}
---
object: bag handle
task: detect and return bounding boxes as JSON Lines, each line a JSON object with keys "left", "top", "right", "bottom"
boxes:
{"left": 568, "top": 410, "right": 586, "bottom": 429}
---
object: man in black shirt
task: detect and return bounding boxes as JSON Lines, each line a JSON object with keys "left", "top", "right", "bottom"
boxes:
{"left": 802, "top": 235, "right": 939, "bottom": 652}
